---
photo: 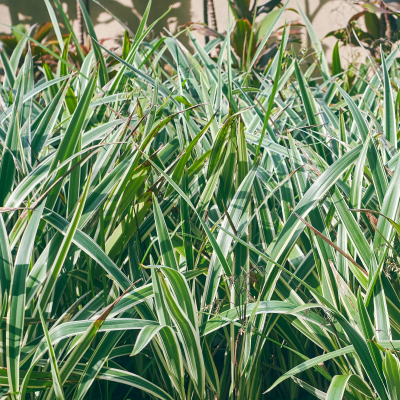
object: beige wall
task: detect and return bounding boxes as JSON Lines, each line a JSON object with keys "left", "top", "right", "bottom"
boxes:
{"left": 0, "top": 0, "right": 363, "bottom": 64}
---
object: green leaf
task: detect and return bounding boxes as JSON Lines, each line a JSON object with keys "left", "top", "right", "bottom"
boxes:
{"left": 87, "top": 366, "right": 175, "bottom": 400}
{"left": 122, "top": 30, "right": 130, "bottom": 60}
{"left": 244, "top": 0, "right": 289, "bottom": 80}
{"left": 38, "top": 305, "right": 65, "bottom": 400}
{"left": 326, "top": 375, "right": 372, "bottom": 400}
{"left": 180, "top": 171, "right": 194, "bottom": 271}
{"left": 357, "top": 290, "right": 384, "bottom": 381}
{"left": 153, "top": 194, "right": 179, "bottom": 270}
{"left": 9, "top": 26, "right": 32, "bottom": 72}
{"left": 350, "top": 134, "right": 370, "bottom": 212}
{"left": 6, "top": 202, "right": 45, "bottom": 395}
{"left": 159, "top": 270, "right": 205, "bottom": 397}
{"left": 265, "top": 347, "right": 354, "bottom": 394}
{"left": 0, "top": 214, "right": 12, "bottom": 299}
{"left": 0, "top": 82, "right": 23, "bottom": 204}
{"left": 0, "top": 49, "right": 16, "bottom": 88}
{"left": 232, "top": 19, "right": 253, "bottom": 64}
{"left": 53, "top": 0, "right": 85, "bottom": 61}
{"left": 78, "top": 0, "right": 108, "bottom": 87}
{"left": 383, "top": 351, "right": 400, "bottom": 400}
{"left": 46, "top": 69, "right": 97, "bottom": 209}
{"left": 382, "top": 52, "right": 397, "bottom": 149}
{"left": 332, "top": 41, "right": 343, "bottom": 76}
{"left": 31, "top": 79, "right": 70, "bottom": 157}
{"left": 254, "top": 22, "right": 286, "bottom": 161}
{"left": 44, "top": 0, "right": 64, "bottom": 52}
{"left": 298, "top": 2, "right": 330, "bottom": 78}
{"left": 131, "top": 325, "right": 166, "bottom": 356}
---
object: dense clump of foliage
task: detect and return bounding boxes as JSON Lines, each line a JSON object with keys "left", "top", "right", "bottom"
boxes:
{"left": 1, "top": 0, "right": 400, "bottom": 399}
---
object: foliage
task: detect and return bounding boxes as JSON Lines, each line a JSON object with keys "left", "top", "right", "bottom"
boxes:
{"left": 1, "top": 1, "right": 400, "bottom": 400}
{"left": 0, "top": 20, "right": 86, "bottom": 79}
{"left": 229, "top": 0, "right": 285, "bottom": 69}
{"left": 184, "top": 0, "right": 298, "bottom": 72}
{"left": 326, "top": 2, "right": 400, "bottom": 57}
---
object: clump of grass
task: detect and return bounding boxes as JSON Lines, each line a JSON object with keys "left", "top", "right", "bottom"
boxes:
{"left": 1, "top": 1, "right": 400, "bottom": 399}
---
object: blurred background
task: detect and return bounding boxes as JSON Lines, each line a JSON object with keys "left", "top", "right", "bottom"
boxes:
{"left": 0, "top": 0, "right": 398, "bottom": 69}
{"left": 0, "top": 0, "right": 370, "bottom": 61}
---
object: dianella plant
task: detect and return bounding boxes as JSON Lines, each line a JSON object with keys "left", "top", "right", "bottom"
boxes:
{"left": 1, "top": 0, "right": 400, "bottom": 399}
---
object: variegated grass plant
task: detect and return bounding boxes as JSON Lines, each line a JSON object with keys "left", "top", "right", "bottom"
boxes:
{"left": 1, "top": 0, "right": 400, "bottom": 399}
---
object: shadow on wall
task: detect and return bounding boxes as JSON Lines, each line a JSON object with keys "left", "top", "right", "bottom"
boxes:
{"left": 0, "top": 0, "right": 192, "bottom": 46}
{"left": 0, "top": 0, "right": 342, "bottom": 63}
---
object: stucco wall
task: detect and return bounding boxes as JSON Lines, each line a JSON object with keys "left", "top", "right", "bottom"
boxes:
{"left": 0, "top": 0, "right": 363, "bottom": 64}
